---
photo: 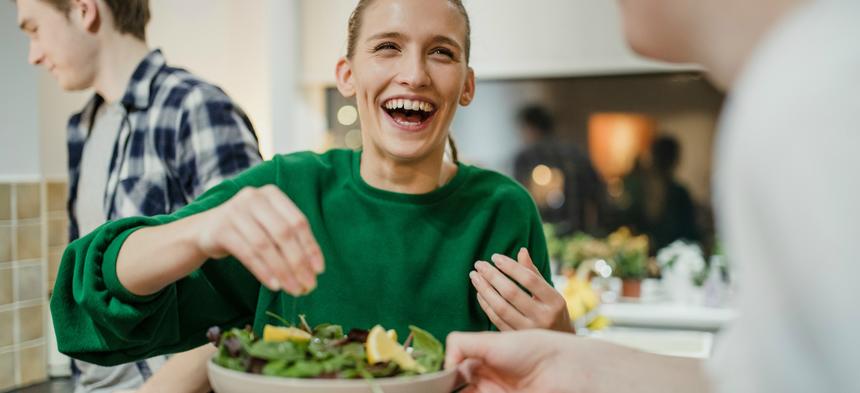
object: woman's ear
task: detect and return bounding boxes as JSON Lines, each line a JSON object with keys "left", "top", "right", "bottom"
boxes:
{"left": 335, "top": 57, "right": 356, "bottom": 98}
{"left": 459, "top": 67, "right": 476, "bottom": 106}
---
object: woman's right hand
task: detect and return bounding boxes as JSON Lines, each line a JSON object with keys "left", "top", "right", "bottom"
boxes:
{"left": 195, "top": 185, "right": 325, "bottom": 295}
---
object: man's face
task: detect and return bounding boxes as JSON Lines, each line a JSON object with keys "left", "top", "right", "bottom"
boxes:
{"left": 616, "top": 0, "right": 697, "bottom": 63}
{"left": 16, "top": 0, "right": 98, "bottom": 91}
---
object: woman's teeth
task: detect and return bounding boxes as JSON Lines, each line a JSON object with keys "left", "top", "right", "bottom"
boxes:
{"left": 382, "top": 98, "right": 436, "bottom": 127}
{"left": 383, "top": 99, "right": 435, "bottom": 113}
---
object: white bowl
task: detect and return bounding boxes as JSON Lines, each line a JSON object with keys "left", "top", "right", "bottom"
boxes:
{"left": 208, "top": 359, "right": 458, "bottom": 393}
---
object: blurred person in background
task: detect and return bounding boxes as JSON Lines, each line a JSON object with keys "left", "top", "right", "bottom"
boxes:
{"left": 514, "top": 104, "right": 606, "bottom": 236}
{"left": 620, "top": 135, "right": 700, "bottom": 252}
{"left": 446, "top": 0, "right": 860, "bottom": 392}
{"left": 15, "top": 0, "right": 261, "bottom": 392}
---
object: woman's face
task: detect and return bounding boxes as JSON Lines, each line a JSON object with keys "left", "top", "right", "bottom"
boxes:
{"left": 336, "top": 0, "right": 475, "bottom": 163}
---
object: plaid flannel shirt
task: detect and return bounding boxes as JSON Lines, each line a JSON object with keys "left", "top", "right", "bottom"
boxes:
{"left": 66, "top": 49, "right": 262, "bottom": 241}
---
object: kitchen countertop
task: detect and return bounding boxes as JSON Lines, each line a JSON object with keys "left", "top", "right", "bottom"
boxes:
{"left": 590, "top": 327, "right": 714, "bottom": 358}
{"left": 601, "top": 302, "right": 738, "bottom": 332}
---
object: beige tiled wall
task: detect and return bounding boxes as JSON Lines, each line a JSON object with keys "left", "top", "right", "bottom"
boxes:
{"left": 46, "top": 182, "right": 68, "bottom": 293}
{"left": 0, "top": 225, "right": 10, "bottom": 264}
{"left": 16, "top": 224, "right": 43, "bottom": 261}
{"left": 0, "top": 266, "right": 11, "bottom": 306}
{"left": 0, "top": 310, "right": 12, "bottom": 348}
{"left": 0, "top": 181, "right": 52, "bottom": 392}
{"left": 19, "top": 344, "right": 46, "bottom": 386}
{"left": 0, "top": 185, "right": 10, "bottom": 222}
{"left": 17, "top": 305, "right": 44, "bottom": 344}
{"left": 15, "top": 264, "right": 43, "bottom": 303}
{"left": 45, "top": 181, "right": 69, "bottom": 380}
{"left": 15, "top": 185, "right": 41, "bottom": 221}
{"left": 0, "top": 351, "right": 16, "bottom": 392}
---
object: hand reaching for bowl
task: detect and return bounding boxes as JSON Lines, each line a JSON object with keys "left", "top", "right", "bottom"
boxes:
{"left": 445, "top": 330, "right": 578, "bottom": 393}
{"left": 445, "top": 330, "right": 709, "bottom": 393}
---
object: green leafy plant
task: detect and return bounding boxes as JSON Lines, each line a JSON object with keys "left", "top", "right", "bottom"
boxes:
{"left": 612, "top": 247, "right": 648, "bottom": 280}
{"left": 545, "top": 225, "right": 650, "bottom": 279}
{"left": 544, "top": 224, "right": 612, "bottom": 270}
{"left": 607, "top": 227, "right": 649, "bottom": 280}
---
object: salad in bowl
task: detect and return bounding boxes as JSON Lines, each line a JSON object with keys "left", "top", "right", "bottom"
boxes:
{"left": 206, "top": 314, "right": 457, "bottom": 393}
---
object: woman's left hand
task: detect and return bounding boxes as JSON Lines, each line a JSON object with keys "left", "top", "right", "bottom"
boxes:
{"left": 470, "top": 247, "right": 573, "bottom": 332}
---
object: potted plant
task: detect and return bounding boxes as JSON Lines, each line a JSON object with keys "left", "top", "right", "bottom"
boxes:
{"left": 562, "top": 233, "right": 612, "bottom": 277}
{"left": 607, "top": 228, "right": 649, "bottom": 298}
{"left": 544, "top": 224, "right": 607, "bottom": 278}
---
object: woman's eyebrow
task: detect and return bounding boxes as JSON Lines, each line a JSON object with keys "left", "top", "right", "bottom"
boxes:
{"left": 431, "top": 35, "right": 463, "bottom": 51}
{"left": 366, "top": 31, "right": 404, "bottom": 41}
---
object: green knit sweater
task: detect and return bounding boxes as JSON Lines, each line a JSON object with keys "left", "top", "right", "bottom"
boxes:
{"left": 50, "top": 149, "right": 549, "bottom": 365}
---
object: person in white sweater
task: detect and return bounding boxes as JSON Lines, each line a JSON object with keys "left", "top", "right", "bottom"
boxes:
{"left": 445, "top": 1, "right": 860, "bottom": 392}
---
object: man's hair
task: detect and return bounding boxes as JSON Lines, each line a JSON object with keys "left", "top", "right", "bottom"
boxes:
{"left": 651, "top": 135, "right": 680, "bottom": 174}
{"left": 39, "top": 0, "right": 149, "bottom": 41}
{"left": 517, "top": 104, "right": 555, "bottom": 136}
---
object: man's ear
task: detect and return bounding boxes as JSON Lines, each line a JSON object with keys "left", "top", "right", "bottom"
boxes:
{"left": 459, "top": 67, "right": 476, "bottom": 106}
{"left": 70, "top": 0, "right": 101, "bottom": 34}
{"left": 335, "top": 57, "right": 356, "bottom": 98}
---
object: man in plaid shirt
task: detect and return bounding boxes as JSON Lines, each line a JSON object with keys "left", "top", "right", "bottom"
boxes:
{"left": 16, "top": 0, "right": 261, "bottom": 391}
{"left": 65, "top": 49, "right": 261, "bottom": 241}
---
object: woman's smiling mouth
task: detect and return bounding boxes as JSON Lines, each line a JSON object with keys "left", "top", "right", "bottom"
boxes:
{"left": 381, "top": 96, "right": 437, "bottom": 131}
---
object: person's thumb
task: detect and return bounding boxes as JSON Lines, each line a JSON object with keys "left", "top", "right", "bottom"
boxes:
{"left": 444, "top": 331, "right": 500, "bottom": 370}
{"left": 451, "top": 358, "right": 481, "bottom": 390}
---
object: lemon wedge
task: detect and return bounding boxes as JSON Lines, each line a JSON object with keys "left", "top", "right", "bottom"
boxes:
{"left": 262, "top": 325, "right": 312, "bottom": 343}
{"left": 366, "top": 325, "right": 424, "bottom": 372}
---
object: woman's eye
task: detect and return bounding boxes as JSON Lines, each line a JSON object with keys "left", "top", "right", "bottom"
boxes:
{"left": 431, "top": 48, "right": 455, "bottom": 59}
{"left": 374, "top": 42, "right": 399, "bottom": 52}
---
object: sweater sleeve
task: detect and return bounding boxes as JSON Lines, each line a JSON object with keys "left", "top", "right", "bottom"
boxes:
{"left": 526, "top": 202, "right": 552, "bottom": 283}
{"left": 501, "top": 182, "right": 552, "bottom": 283}
{"left": 50, "top": 159, "right": 279, "bottom": 366}
{"left": 485, "top": 181, "right": 552, "bottom": 332}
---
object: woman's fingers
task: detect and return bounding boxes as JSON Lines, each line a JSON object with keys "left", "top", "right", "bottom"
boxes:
{"left": 474, "top": 260, "right": 540, "bottom": 320}
{"left": 249, "top": 196, "right": 317, "bottom": 292}
{"left": 471, "top": 269, "right": 531, "bottom": 329}
{"left": 227, "top": 210, "right": 303, "bottom": 295}
{"left": 476, "top": 292, "right": 513, "bottom": 331}
{"left": 490, "top": 252, "right": 560, "bottom": 306}
{"left": 472, "top": 250, "right": 571, "bottom": 331}
{"left": 213, "top": 219, "right": 279, "bottom": 291}
{"left": 261, "top": 185, "right": 325, "bottom": 274}
{"left": 516, "top": 247, "right": 541, "bottom": 274}
{"left": 204, "top": 186, "right": 322, "bottom": 296}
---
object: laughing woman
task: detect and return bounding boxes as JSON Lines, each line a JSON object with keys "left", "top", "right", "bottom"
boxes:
{"left": 51, "top": 0, "right": 570, "bottom": 373}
